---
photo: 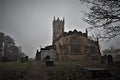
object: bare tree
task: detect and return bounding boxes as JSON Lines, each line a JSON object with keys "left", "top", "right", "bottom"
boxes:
{"left": 80, "top": 0, "right": 120, "bottom": 40}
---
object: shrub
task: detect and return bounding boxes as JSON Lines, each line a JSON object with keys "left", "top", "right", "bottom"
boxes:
{"left": 1, "top": 56, "right": 8, "bottom": 62}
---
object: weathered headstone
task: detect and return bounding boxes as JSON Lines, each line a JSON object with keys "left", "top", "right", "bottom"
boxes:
{"left": 25, "top": 56, "right": 28, "bottom": 62}
{"left": 21, "top": 57, "right": 25, "bottom": 63}
{"left": 107, "top": 55, "right": 113, "bottom": 64}
{"left": 81, "top": 67, "right": 112, "bottom": 80}
{"left": 100, "top": 55, "right": 106, "bottom": 64}
{"left": 45, "top": 60, "right": 54, "bottom": 67}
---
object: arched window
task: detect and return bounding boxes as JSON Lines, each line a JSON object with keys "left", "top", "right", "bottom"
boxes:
{"left": 70, "top": 37, "right": 81, "bottom": 53}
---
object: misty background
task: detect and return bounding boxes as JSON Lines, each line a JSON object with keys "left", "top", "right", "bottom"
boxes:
{"left": 0, "top": 0, "right": 119, "bottom": 58}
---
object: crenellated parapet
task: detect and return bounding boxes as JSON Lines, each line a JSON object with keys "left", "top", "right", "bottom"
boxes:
{"left": 53, "top": 29, "right": 88, "bottom": 43}
{"left": 53, "top": 17, "right": 65, "bottom": 25}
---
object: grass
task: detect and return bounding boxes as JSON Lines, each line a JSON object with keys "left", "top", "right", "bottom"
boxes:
{"left": 0, "top": 61, "right": 30, "bottom": 80}
{"left": 54, "top": 59, "right": 103, "bottom": 68}
{"left": 43, "top": 60, "right": 119, "bottom": 80}
{"left": 36, "top": 60, "right": 105, "bottom": 80}
{"left": 1, "top": 60, "right": 118, "bottom": 80}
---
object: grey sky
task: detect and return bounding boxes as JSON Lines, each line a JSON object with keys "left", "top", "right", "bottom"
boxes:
{"left": 0, "top": 0, "right": 119, "bottom": 58}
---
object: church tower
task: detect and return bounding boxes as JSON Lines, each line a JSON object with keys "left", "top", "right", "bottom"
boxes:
{"left": 52, "top": 17, "right": 64, "bottom": 42}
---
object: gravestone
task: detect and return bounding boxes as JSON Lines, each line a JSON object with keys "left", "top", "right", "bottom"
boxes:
{"left": 107, "top": 55, "right": 113, "bottom": 64}
{"left": 45, "top": 60, "right": 54, "bottom": 67}
{"left": 21, "top": 57, "right": 25, "bottom": 63}
{"left": 81, "top": 67, "right": 112, "bottom": 80}
{"left": 100, "top": 55, "right": 106, "bottom": 64}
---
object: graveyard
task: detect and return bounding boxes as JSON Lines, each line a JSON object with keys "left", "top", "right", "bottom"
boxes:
{"left": 0, "top": 59, "right": 120, "bottom": 80}
{"left": 1, "top": 0, "right": 120, "bottom": 80}
{"left": 0, "top": 61, "right": 29, "bottom": 80}
{"left": 25, "top": 60, "right": 120, "bottom": 80}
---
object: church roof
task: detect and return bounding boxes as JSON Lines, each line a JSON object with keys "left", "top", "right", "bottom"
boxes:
{"left": 41, "top": 45, "right": 56, "bottom": 50}
{"left": 53, "top": 29, "right": 98, "bottom": 46}
{"left": 53, "top": 29, "right": 87, "bottom": 42}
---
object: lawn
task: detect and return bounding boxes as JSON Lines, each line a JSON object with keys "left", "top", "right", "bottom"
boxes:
{"left": 43, "top": 60, "right": 120, "bottom": 80}
{"left": 0, "top": 61, "right": 30, "bottom": 80}
{"left": 37, "top": 60, "right": 105, "bottom": 80}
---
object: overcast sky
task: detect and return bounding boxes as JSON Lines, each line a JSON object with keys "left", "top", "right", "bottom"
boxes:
{"left": 0, "top": 0, "right": 120, "bottom": 58}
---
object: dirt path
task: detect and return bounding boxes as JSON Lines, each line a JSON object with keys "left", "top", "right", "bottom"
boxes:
{"left": 25, "top": 61, "right": 48, "bottom": 80}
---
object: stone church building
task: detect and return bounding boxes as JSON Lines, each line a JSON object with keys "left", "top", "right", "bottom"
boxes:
{"left": 36, "top": 17, "right": 100, "bottom": 61}
{"left": 52, "top": 17, "right": 100, "bottom": 61}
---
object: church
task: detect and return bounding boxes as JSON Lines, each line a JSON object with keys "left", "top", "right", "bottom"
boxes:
{"left": 36, "top": 17, "right": 100, "bottom": 61}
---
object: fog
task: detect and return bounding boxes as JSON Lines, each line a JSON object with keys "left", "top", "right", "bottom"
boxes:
{"left": 0, "top": 0, "right": 120, "bottom": 58}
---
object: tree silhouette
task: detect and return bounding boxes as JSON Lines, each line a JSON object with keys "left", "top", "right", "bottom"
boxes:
{"left": 0, "top": 32, "right": 25, "bottom": 61}
{"left": 80, "top": 0, "right": 120, "bottom": 40}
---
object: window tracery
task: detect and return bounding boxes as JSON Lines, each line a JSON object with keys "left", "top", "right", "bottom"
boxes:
{"left": 70, "top": 37, "right": 81, "bottom": 53}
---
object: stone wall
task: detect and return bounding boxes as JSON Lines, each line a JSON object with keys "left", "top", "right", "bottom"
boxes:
{"left": 41, "top": 49, "right": 56, "bottom": 61}
{"left": 54, "top": 32, "right": 100, "bottom": 61}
